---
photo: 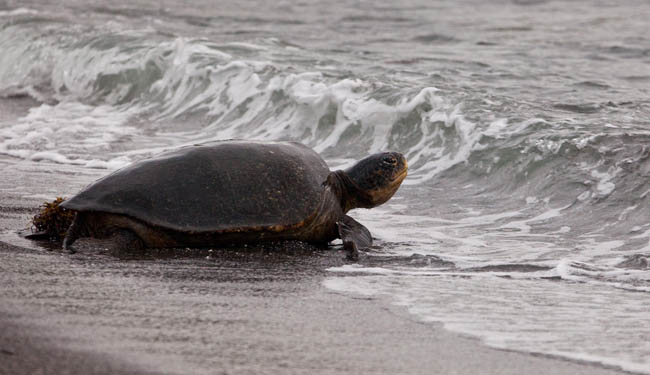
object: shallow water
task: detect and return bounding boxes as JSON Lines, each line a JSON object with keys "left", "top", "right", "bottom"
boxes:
{"left": 1, "top": 0, "right": 649, "bottom": 372}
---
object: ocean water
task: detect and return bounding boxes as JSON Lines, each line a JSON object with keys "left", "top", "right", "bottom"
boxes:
{"left": 1, "top": 0, "right": 649, "bottom": 372}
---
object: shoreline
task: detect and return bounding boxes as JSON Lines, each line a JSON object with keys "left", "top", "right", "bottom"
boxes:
{"left": 0, "top": 234, "right": 630, "bottom": 375}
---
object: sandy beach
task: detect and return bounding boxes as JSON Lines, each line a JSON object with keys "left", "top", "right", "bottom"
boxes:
{"left": 0, "top": 194, "right": 629, "bottom": 375}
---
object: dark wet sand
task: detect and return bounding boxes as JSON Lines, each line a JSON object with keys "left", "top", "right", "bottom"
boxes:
{"left": 0, "top": 152, "right": 630, "bottom": 375}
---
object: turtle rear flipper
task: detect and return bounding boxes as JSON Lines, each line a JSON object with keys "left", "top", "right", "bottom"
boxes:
{"left": 337, "top": 215, "right": 372, "bottom": 261}
{"left": 109, "top": 229, "right": 145, "bottom": 253}
{"left": 62, "top": 213, "right": 82, "bottom": 253}
{"left": 63, "top": 212, "right": 145, "bottom": 253}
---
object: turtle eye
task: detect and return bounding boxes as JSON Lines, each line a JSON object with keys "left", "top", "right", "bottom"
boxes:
{"left": 382, "top": 156, "right": 397, "bottom": 165}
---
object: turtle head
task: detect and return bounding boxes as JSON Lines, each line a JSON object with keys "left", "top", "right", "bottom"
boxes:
{"left": 341, "top": 152, "right": 408, "bottom": 210}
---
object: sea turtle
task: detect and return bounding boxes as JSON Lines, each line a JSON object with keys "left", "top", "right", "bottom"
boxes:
{"left": 58, "top": 140, "right": 407, "bottom": 259}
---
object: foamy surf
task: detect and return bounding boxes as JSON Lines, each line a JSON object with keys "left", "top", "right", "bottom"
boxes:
{"left": 330, "top": 202, "right": 650, "bottom": 373}
{"left": 324, "top": 271, "right": 650, "bottom": 374}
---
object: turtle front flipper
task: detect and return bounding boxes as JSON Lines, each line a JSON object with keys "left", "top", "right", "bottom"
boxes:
{"left": 337, "top": 215, "right": 372, "bottom": 261}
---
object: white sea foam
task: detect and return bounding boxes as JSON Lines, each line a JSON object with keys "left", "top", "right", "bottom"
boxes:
{"left": 0, "top": 8, "right": 38, "bottom": 17}
{"left": 0, "top": 102, "right": 136, "bottom": 169}
{"left": 590, "top": 168, "right": 618, "bottom": 197}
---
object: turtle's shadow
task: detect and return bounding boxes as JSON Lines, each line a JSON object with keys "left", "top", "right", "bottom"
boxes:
{"left": 12, "top": 231, "right": 352, "bottom": 284}
{"left": 18, "top": 230, "right": 348, "bottom": 263}
{"left": 107, "top": 240, "right": 333, "bottom": 262}
{"left": 15, "top": 230, "right": 451, "bottom": 275}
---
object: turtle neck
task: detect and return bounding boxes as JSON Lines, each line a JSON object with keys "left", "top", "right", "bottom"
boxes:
{"left": 324, "top": 170, "right": 374, "bottom": 213}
